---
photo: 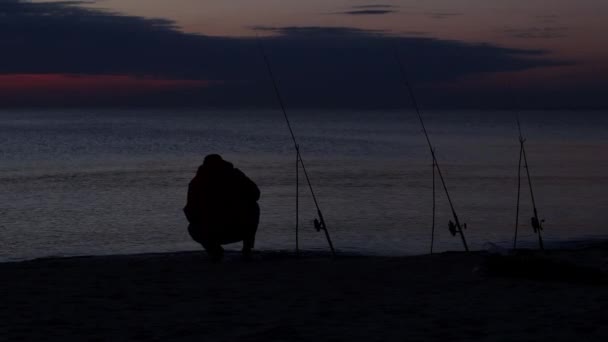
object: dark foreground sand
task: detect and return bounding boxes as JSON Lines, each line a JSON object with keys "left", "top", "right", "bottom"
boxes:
{"left": 1, "top": 246, "right": 607, "bottom": 341}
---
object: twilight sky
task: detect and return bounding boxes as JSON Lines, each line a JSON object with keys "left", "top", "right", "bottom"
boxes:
{"left": 2, "top": 0, "right": 607, "bottom": 108}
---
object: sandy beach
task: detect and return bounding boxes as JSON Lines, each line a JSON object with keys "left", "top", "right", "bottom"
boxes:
{"left": 1, "top": 246, "right": 607, "bottom": 341}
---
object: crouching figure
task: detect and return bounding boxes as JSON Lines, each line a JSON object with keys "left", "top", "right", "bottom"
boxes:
{"left": 184, "top": 154, "right": 260, "bottom": 261}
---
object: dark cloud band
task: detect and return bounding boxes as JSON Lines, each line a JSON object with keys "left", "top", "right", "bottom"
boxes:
{"left": 335, "top": 10, "right": 396, "bottom": 15}
{"left": 0, "top": 0, "right": 573, "bottom": 108}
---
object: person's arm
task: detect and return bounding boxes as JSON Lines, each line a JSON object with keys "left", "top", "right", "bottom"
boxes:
{"left": 235, "top": 169, "right": 260, "bottom": 201}
{"left": 183, "top": 180, "right": 200, "bottom": 223}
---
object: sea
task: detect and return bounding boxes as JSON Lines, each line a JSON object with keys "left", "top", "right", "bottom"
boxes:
{"left": 1, "top": 109, "right": 607, "bottom": 262}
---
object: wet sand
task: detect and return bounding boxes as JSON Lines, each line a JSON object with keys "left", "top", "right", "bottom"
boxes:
{"left": 1, "top": 246, "right": 607, "bottom": 341}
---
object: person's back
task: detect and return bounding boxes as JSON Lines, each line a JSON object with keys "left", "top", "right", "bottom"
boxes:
{"left": 184, "top": 154, "right": 260, "bottom": 261}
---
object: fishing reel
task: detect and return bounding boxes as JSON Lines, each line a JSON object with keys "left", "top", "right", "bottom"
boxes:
{"left": 531, "top": 217, "right": 545, "bottom": 233}
{"left": 448, "top": 220, "right": 467, "bottom": 236}
{"left": 314, "top": 218, "right": 326, "bottom": 232}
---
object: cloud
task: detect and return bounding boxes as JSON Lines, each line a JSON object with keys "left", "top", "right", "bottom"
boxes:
{"left": 336, "top": 9, "right": 396, "bottom": 15}
{"left": 535, "top": 14, "right": 559, "bottom": 23}
{"left": 331, "top": 3, "right": 398, "bottom": 15}
{"left": 351, "top": 4, "right": 397, "bottom": 9}
{"left": 0, "top": 0, "right": 571, "bottom": 108}
{"left": 251, "top": 27, "right": 564, "bottom": 89}
{"left": 501, "top": 26, "right": 568, "bottom": 39}
{"left": 426, "top": 12, "right": 463, "bottom": 20}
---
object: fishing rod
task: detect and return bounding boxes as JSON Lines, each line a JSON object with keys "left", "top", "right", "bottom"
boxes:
{"left": 513, "top": 130, "right": 523, "bottom": 249}
{"left": 256, "top": 34, "right": 336, "bottom": 257}
{"left": 513, "top": 116, "right": 544, "bottom": 250}
{"left": 295, "top": 144, "right": 300, "bottom": 256}
{"left": 430, "top": 150, "right": 436, "bottom": 254}
{"left": 394, "top": 49, "right": 470, "bottom": 252}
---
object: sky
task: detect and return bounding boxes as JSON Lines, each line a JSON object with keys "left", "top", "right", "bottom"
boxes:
{"left": 1, "top": 0, "right": 607, "bottom": 108}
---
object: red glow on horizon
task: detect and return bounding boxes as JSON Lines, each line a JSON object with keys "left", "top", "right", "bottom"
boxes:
{"left": 0, "top": 74, "right": 211, "bottom": 96}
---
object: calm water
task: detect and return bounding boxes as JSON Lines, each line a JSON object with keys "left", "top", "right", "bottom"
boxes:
{"left": 1, "top": 109, "right": 607, "bottom": 261}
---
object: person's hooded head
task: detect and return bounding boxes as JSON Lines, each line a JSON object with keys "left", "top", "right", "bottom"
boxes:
{"left": 197, "top": 154, "right": 233, "bottom": 176}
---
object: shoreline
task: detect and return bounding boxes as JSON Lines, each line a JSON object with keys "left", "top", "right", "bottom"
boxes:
{"left": 3, "top": 236, "right": 608, "bottom": 265}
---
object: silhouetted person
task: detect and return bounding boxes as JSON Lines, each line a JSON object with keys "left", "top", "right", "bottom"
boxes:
{"left": 184, "top": 154, "right": 260, "bottom": 261}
